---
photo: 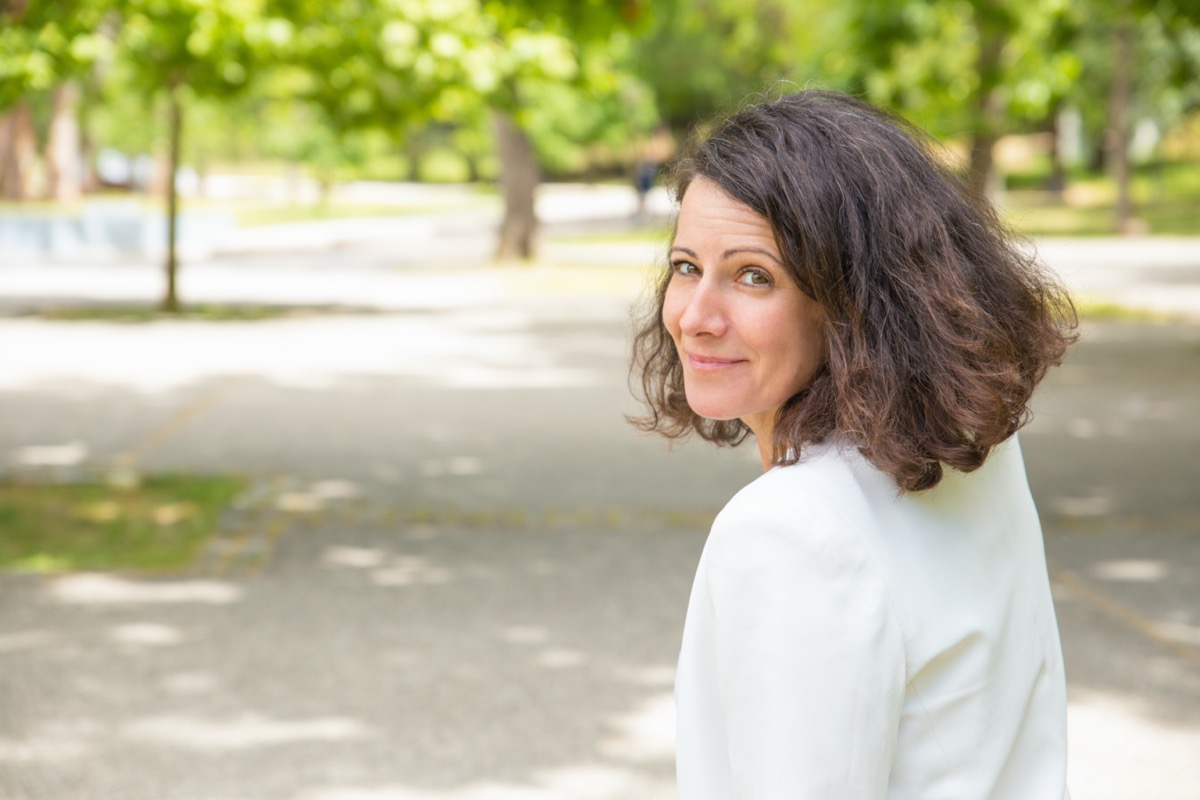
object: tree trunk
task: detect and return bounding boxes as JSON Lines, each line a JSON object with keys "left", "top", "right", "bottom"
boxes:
{"left": 404, "top": 129, "right": 424, "bottom": 182}
{"left": 966, "top": 4, "right": 1007, "bottom": 197}
{"left": 1108, "top": 3, "right": 1137, "bottom": 234}
{"left": 46, "top": 81, "right": 83, "bottom": 204}
{"left": 0, "top": 99, "right": 39, "bottom": 201}
{"left": 1045, "top": 102, "right": 1066, "bottom": 195}
{"left": 464, "top": 152, "right": 481, "bottom": 184}
{"left": 162, "top": 84, "right": 183, "bottom": 313}
{"left": 80, "top": 128, "right": 101, "bottom": 193}
{"left": 492, "top": 110, "right": 539, "bottom": 262}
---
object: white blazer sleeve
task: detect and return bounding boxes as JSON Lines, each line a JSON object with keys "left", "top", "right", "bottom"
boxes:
{"left": 703, "top": 504, "right": 906, "bottom": 799}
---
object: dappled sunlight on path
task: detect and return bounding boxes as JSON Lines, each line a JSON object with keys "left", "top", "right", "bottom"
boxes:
{"left": 0, "top": 524, "right": 694, "bottom": 800}
{"left": 0, "top": 309, "right": 609, "bottom": 394}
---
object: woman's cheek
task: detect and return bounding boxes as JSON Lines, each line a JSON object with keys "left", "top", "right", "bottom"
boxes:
{"left": 662, "top": 282, "right": 686, "bottom": 341}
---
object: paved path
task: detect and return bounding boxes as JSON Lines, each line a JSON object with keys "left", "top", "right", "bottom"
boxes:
{"left": 1, "top": 190, "right": 1199, "bottom": 799}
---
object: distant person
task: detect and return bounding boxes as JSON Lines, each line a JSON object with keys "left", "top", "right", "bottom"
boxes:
{"left": 630, "top": 90, "right": 1077, "bottom": 798}
{"left": 634, "top": 158, "right": 658, "bottom": 223}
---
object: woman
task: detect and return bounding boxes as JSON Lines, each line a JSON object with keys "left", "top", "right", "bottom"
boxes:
{"left": 631, "top": 90, "right": 1077, "bottom": 798}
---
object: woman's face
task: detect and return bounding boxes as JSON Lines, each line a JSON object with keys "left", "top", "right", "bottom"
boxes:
{"left": 662, "top": 177, "right": 826, "bottom": 441}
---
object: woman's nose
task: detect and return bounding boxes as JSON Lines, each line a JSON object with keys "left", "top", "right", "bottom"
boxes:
{"left": 678, "top": 280, "right": 727, "bottom": 338}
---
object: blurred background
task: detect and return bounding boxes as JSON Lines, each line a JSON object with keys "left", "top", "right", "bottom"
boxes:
{"left": 1, "top": 1, "right": 1198, "bottom": 799}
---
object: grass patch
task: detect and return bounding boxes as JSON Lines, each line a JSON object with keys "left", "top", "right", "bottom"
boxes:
{"left": 237, "top": 204, "right": 419, "bottom": 227}
{"left": 1002, "top": 190, "right": 1200, "bottom": 237}
{"left": 1001, "top": 160, "right": 1200, "bottom": 237}
{"left": 499, "top": 264, "right": 654, "bottom": 297}
{"left": 0, "top": 474, "right": 247, "bottom": 574}
{"left": 549, "top": 226, "right": 673, "bottom": 245}
{"left": 1073, "top": 298, "right": 1189, "bottom": 323}
{"left": 1002, "top": 194, "right": 1118, "bottom": 236}
{"left": 235, "top": 199, "right": 493, "bottom": 227}
{"left": 33, "top": 303, "right": 373, "bottom": 323}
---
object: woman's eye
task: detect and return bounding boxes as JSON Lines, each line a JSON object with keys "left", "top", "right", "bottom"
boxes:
{"left": 737, "top": 268, "right": 772, "bottom": 287}
{"left": 671, "top": 260, "right": 700, "bottom": 277}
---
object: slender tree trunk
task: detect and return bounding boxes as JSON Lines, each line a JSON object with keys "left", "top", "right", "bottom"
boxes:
{"left": 464, "top": 152, "right": 481, "bottom": 184}
{"left": 0, "top": 99, "right": 39, "bottom": 201}
{"left": 966, "top": 5, "right": 1007, "bottom": 197}
{"left": 1046, "top": 101, "right": 1066, "bottom": 195}
{"left": 492, "top": 110, "right": 539, "bottom": 262}
{"left": 163, "top": 84, "right": 183, "bottom": 313}
{"left": 1108, "top": 2, "right": 1136, "bottom": 234}
{"left": 404, "top": 129, "right": 423, "bottom": 182}
{"left": 80, "top": 128, "right": 100, "bottom": 193}
{"left": 46, "top": 81, "right": 83, "bottom": 203}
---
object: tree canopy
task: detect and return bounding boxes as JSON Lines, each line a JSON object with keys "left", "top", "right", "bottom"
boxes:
{"left": 2, "top": 0, "right": 1198, "bottom": 275}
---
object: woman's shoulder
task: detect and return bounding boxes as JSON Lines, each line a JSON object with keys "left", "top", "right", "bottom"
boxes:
{"left": 707, "top": 441, "right": 880, "bottom": 573}
{"left": 719, "top": 440, "right": 873, "bottom": 525}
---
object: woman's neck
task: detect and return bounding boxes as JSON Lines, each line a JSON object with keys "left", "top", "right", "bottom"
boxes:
{"left": 743, "top": 415, "right": 774, "bottom": 472}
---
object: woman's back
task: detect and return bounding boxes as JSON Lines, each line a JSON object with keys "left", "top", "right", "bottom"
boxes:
{"left": 675, "top": 437, "right": 1069, "bottom": 799}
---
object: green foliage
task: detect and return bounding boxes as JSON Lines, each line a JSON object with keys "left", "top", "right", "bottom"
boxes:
{"left": 0, "top": 0, "right": 114, "bottom": 110}
{"left": 633, "top": 0, "right": 853, "bottom": 135}
{"left": 78, "top": 1, "right": 294, "bottom": 178}
{"left": 849, "top": 0, "right": 1081, "bottom": 137}
{"left": 254, "top": 0, "right": 651, "bottom": 180}
{"left": 4, "top": 0, "right": 1198, "bottom": 201}
{"left": 513, "top": 32, "right": 658, "bottom": 173}
{"left": 1064, "top": 0, "right": 1200, "bottom": 161}
{"left": 115, "top": 0, "right": 275, "bottom": 96}
{"left": 263, "top": 0, "right": 481, "bottom": 133}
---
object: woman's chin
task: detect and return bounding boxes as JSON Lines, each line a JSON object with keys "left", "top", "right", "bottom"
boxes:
{"left": 684, "top": 399, "right": 743, "bottom": 422}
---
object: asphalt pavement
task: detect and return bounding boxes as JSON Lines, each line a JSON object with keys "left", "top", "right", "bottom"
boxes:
{"left": 1, "top": 185, "right": 1198, "bottom": 799}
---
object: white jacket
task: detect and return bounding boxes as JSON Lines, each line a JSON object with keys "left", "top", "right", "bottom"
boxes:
{"left": 675, "top": 436, "right": 1069, "bottom": 799}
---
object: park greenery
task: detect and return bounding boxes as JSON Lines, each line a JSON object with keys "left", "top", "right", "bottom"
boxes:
{"left": 0, "top": 473, "right": 246, "bottom": 572}
{"left": 2, "top": 0, "right": 1200, "bottom": 308}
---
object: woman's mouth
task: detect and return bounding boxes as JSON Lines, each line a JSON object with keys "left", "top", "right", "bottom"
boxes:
{"left": 686, "top": 353, "right": 747, "bottom": 373}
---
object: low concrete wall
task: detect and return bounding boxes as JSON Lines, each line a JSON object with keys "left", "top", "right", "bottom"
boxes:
{"left": 0, "top": 202, "right": 236, "bottom": 263}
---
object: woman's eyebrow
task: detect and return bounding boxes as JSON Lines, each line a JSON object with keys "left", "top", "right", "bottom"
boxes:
{"left": 722, "top": 246, "right": 783, "bottom": 265}
{"left": 669, "top": 245, "right": 783, "bottom": 265}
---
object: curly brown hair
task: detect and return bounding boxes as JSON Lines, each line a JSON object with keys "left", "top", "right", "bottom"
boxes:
{"left": 630, "top": 90, "right": 1077, "bottom": 492}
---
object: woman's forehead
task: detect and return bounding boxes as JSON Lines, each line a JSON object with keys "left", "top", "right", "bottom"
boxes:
{"left": 675, "top": 178, "right": 776, "bottom": 249}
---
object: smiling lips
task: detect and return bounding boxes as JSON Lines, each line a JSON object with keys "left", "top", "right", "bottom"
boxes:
{"left": 686, "top": 352, "right": 748, "bottom": 372}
